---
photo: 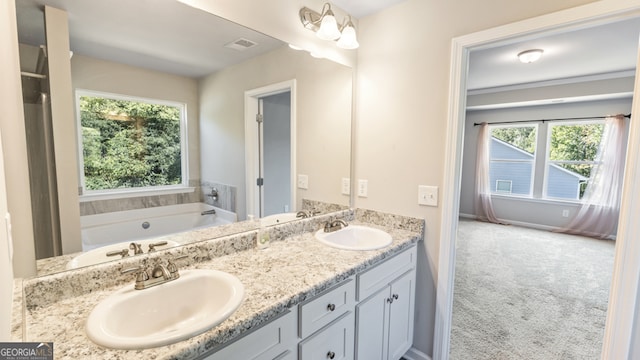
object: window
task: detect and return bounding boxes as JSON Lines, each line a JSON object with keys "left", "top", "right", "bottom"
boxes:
{"left": 545, "top": 121, "right": 604, "bottom": 200}
{"left": 488, "top": 125, "right": 537, "bottom": 196}
{"left": 76, "top": 90, "right": 187, "bottom": 195}
{"left": 495, "top": 180, "right": 513, "bottom": 193}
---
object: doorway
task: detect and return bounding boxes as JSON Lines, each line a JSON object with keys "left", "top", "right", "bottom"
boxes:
{"left": 244, "top": 80, "right": 297, "bottom": 219}
{"left": 434, "top": 5, "right": 640, "bottom": 360}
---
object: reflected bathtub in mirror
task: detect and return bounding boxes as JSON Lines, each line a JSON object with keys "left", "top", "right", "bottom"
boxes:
{"left": 16, "top": 0, "right": 353, "bottom": 278}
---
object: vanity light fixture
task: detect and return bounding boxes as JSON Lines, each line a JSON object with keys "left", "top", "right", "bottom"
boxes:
{"left": 300, "top": 3, "right": 359, "bottom": 49}
{"left": 337, "top": 16, "right": 359, "bottom": 49}
{"left": 517, "top": 49, "right": 544, "bottom": 63}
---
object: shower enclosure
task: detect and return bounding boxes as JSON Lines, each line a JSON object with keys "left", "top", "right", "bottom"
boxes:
{"left": 20, "top": 45, "right": 62, "bottom": 259}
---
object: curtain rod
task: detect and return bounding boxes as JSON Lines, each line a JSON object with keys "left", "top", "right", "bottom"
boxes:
{"left": 473, "top": 113, "right": 631, "bottom": 126}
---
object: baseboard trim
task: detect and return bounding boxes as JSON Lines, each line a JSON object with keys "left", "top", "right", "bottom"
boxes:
{"left": 403, "top": 347, "right": 431, "bottom": 360}
{"left": 459, "top": 213, "right": 616, "bottom": 240}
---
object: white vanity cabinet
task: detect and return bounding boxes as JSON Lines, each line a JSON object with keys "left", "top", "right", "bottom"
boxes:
{"left": 201, "top": 245, "right": 417, "bottom": 360}
{"left": 355, "top": 246, "right": 417, "bottom": 360}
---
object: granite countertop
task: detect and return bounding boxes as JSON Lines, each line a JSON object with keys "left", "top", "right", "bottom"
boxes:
{"left": 22, "top": 212, "right": 422, "bottom": 359}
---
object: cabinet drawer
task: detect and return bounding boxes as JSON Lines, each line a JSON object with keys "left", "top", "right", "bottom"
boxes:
{"left": 299, "top": 312, "right": 355, "bottom": 360}
{"left": 299, "top": 279, "right": 355, "bottom": 338}
{"left": 202, "top": 310, "right": 297, "bottom": 360}
{"left": 357, "top": 246, "right": 417, "bottom": 300}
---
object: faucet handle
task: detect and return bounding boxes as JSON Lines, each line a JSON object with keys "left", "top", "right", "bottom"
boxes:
{"left": 121, "top": 265, "right": 150, "bottom": 283}
{"left": 147, "top": 241, "right": 168, "bottom": 252}
{"left": 167, "top": 255, "right": 189, "bottom": 277}
{"left": 106, "top": 248, "right": 129, "bottom": 258}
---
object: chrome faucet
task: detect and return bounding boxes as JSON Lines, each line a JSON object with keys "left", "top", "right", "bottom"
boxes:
{"left": 323, "top": 219, "right": 349, "bottom": 233}
{"left": 121, "top": 255, "right": 189, "bottom": 290}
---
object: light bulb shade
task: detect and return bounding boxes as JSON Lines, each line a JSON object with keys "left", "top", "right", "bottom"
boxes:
{"left": 518, "top": 49, "right": 543, "bottom": 63}
{"left": 337, "top": 25, "right": 359, "bottom": 49}
{"left": 317, "top": 13, "right": 341, "bottom": 40}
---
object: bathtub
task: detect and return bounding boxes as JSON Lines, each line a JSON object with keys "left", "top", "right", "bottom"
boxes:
{"left": 80, "top": 203, "right": 237, "bottom": 251}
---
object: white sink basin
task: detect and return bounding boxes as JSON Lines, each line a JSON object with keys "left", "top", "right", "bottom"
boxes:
{"left": 66, "top": 239, "right": 179, "bottom": 269}
{"left": 260, "top": 212, "right": 299, "bottom": 227}
{"left": 314, "top": 225, "right": 392, "bottom": 251}
{"left": 86, "top": 269, "right": 244, "bottom": 349}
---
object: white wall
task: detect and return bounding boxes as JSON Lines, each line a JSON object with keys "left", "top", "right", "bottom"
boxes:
{"left": 354, "top": 0, "right": 599, "bottom": 356}
{"left": 0, "top": 0, "right": 19, "bottom": 338}
{"left": 1, "top": 0, "right": 36, "bottom": 279}
{"left": 460, "top": 97, "right": 633, "bottom": 229}
{"left": 71, "top": 54, "right": 201, "bottom": 184}
{"left": 199, "top": 46, "right": 351, "bottom": 220}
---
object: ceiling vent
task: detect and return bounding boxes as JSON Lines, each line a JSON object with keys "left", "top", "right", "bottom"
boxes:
{"left": 224, "top": 38, "right": 258, "bottom": 51}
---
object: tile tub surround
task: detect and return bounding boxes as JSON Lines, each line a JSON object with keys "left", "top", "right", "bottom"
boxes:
{"left": 18, "top": 209, "right": 423, "bottom": 359}
{"left": 80, "top": 180, "right": 202, "bottom": 216}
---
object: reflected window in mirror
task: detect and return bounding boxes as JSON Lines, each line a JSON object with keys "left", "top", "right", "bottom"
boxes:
{"left": 76, "top": 90, "right": 188, "bottom": 196}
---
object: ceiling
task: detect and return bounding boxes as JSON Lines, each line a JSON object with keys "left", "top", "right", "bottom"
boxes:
{"left": 332, "top": 0, "right": 407, "bottom": 18}
{"left": 16, "top": 0, "right": 284, "bottom": 78}
{"left": 467, "top": 17, "right": 640, "bottom": 91}
{"left": 15, "top": 0, "right": 640, "bottom": 88}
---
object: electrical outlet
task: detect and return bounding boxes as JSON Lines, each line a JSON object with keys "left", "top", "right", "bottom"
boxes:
{"left": 297, "top": 174, "right": 308, "bottom": 189}
{"left": 341, "top": 178, "right": 350, "bottom": 195}
{"left": 358, "top": 179, "right": 368, "bottom": 197}
{"left": 418, "top": 185, "right": 438, "bottom": 206}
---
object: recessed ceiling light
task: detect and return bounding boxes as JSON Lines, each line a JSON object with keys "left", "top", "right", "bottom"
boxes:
{"left": 517, "top": 49, "right": 544, "bottom": 63}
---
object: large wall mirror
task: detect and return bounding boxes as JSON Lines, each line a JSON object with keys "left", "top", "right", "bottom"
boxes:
{"left": 15, "top": 0, "right": 353, "bottom": 277}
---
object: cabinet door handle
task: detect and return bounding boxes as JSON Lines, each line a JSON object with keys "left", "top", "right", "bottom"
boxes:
{"left": 327, "top": 350, "right": 336, "bottom": 359}
{"left": 327, "top": 303, "right": 336, "bottom": 311}
{"left": 393, "top": 294, "right": 399, "bottom": 300}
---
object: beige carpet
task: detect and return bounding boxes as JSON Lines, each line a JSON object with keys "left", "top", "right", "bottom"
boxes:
{"left": 450, "top": 219, "right": 615, "bottom": 360}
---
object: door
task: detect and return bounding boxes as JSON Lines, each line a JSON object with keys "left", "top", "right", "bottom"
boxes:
{"left": 244, "top": 80, "right": 297, "bottom": 220}
{"left": 261, "top": 91, "right": 291, "bottom": 217}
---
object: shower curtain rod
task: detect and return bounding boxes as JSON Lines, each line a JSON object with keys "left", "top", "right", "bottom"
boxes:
{"left": 473, "top": 113, "right": 631, "bottom": 126}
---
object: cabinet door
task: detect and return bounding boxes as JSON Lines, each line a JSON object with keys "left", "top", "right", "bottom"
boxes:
{"left": 386, "top": 270, "right": 415, "bottom": 360}
{"left": 354, "top": 287, "right": 389, "bottom": 360}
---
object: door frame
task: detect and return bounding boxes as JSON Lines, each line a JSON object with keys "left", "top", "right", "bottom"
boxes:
{"left": 434, "top": 3, "right": 640, "bottom": 359}
{"left": 244, "top": 80, "right": 297, "bottom": 219}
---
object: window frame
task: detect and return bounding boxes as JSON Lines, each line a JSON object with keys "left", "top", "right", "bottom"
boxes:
{"left": 543, "top": 119, "right": 604, "bottom": 201}
{"left": 75, "top": 89, "right": 189, "bottom": 199}
{"left": 488, "top": 123, "right": 538, "bottom": 198}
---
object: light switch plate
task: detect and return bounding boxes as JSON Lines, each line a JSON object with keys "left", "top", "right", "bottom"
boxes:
{"left": 341, "top": 178, "right": 350, "bottom": 195}
{"left": 418, "top": 185, "right": 438, "bottom": 206}
{"left": 358, "top": 179, "right": 368, "bottom": 197}
{"left": 297, "top": 174, "right": 309, "bottom": 189}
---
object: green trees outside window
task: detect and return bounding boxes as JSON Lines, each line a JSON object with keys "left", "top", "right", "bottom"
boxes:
{"left": 79, "top": 94, "right": 184, "bottom": 191}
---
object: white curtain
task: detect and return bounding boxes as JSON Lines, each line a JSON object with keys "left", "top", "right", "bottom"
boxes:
{"left": 558, "top": 115, "right": 627, "bottom": 239}
{"left": 474, "top": 122, "right": 503, "bottom": 224}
